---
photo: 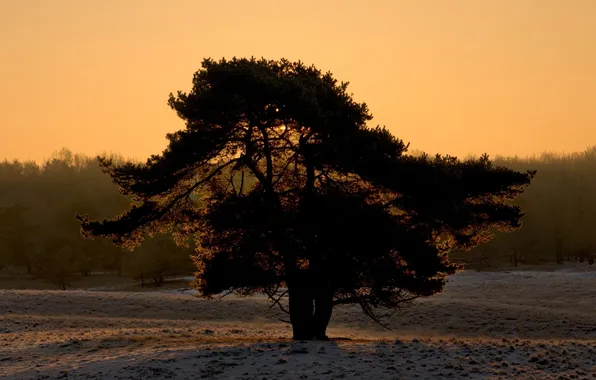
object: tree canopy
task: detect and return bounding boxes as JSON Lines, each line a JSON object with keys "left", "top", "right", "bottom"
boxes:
{"left": 78, "top": 57, "right": 535, "bottom": 340}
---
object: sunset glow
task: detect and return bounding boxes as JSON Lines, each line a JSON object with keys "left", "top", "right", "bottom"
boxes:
{"left": 1, "top": 0, "right": 595, "bottom": 162}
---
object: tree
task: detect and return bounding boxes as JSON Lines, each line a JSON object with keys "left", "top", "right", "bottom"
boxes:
{"left": 78, "top": 57, "right": 535, "bottom": 340}
{"left": 34, "top": 236, "right": 81, "bottom": 290}
{"left": 126, "top": 233, "right": 195, "bottom": 287}
{"left": 0, "top": 203, "right": 38, "bottom": 273}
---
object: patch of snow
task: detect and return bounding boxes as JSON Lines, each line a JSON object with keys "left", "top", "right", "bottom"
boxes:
{"left": 2, "top": 268, "right": 596, "bottom": 378}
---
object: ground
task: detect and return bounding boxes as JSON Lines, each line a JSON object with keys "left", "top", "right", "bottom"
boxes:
{"left": 1, "top": 265, "right": 596, "bottom": 379}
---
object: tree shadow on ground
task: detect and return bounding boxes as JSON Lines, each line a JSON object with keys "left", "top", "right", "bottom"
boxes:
{"left": 5, "top": 336, "right": 595, "bottom": 380}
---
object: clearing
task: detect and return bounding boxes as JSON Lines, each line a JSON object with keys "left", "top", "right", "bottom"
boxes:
{"left": 1, "top": 265, "right": 596, "bottom": 379}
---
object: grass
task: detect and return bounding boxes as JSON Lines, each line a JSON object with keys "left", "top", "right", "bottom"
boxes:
{"left": 0, "top": 272, "right": 194, "bottom": 291}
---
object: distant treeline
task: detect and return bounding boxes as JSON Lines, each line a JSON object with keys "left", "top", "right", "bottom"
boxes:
{"left": 1, "top": 147, "right": 595, "bottom": 288}
{"left": 465, "top": 147, "right": 596, "bottom": 266}
{"left": 0, "top": 149, "right": 195, "bottom": 289}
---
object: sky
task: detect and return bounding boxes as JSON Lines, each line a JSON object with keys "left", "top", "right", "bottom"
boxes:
{"left": 1, "top": 0, "right": 595, "bottom": 163}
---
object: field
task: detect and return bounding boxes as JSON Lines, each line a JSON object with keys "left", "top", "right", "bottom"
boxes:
{"left": 2, "top": 266, "right": 596, "bottom": 379}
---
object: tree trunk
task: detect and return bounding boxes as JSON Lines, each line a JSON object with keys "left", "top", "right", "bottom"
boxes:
{"left": 288, "top": 286, "right": 313, "bottom": 340}
{"left": 555, "top": 238, "right": 564, "bottom": 264}
{"left": 288, "top": 285, "right": 333, "bottom": 340}
{"left": 312, "top": 288, "right": 333, "bottom": 340}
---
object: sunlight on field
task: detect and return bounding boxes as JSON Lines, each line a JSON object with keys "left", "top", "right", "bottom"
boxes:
{"left": 2, "top": 268, "right": 596, "bottom": 379}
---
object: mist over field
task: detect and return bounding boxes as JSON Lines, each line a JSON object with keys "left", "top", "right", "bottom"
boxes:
{"left": 2, "top": 147, "right": 596, "bottom": 287}
{"left": 1, "top": 147, "right": 596, "bottom": 378}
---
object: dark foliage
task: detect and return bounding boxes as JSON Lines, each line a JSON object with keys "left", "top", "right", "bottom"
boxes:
{"left": 78, "top": 57, "right": 535, "bottom": 339}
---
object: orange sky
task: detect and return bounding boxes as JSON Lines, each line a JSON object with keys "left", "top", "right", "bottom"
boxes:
{"left": 1, "top": 0, "right": 595, "bottom": 163}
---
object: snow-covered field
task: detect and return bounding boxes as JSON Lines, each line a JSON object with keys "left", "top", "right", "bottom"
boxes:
{"left": 2, "top": 267, "right": 596, "bottom": 379}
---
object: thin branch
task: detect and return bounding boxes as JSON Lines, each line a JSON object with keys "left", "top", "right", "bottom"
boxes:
{"left": 259, "top": 126, "right": 274, "bottom": 186}
{"left": 359, "top": 302, "right": 392, "bottom": 331}
{"left": 242, "top": 127, "right": 267, "bottom": 187}
{"left": 219, "top": 289, "right": 235, "bottom": 299}
{"left": 272, "top": 152, "right": 299, "bottom": 187}
{"left": 153, "top": 158, "right": 242, "bottom": 223}
{"left": 244, "top": 152, "right": 268, "bottom": 189}
{"left": 229, "top": 171, "right": 237, "bottom": 194}
{"left": 277, "top": 186, "right": 302, "bottom": 196}
{"left": 264, "top": 285, "right": 290, "bottom": 314}
{"left": 267, "top": 289, "right": 288, "bottom": 309}
{"left": 239, "top": 169, "right": 245, "bottom": 195}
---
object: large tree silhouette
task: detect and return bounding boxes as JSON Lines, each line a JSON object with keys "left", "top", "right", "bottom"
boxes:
{"left": 78, "top": 57, "right": 535, "bottom": 340}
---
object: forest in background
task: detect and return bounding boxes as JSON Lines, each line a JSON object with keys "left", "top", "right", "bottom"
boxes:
{"left": 1, "top": 146, "right": 595, "bottom": 289}
{"left": 470, "top": 147, "right": 596, "bottom": 267}
{"left": 0, "top": 149, "right": 195, "bottom": 289}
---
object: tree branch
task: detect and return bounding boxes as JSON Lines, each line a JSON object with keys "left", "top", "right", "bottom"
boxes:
{"left": 264, "top": 285, "right": 290, "bottom": 314}
{"left": 165, "top": 158, "right": 241, "bottom": 211}
{"left": 259, "top": 126, "right": 274, "bottom": 187}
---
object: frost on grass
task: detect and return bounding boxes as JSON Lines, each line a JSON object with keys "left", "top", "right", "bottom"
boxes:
{"left": 2, "top": 267, "right": 596, "bottom": 379}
